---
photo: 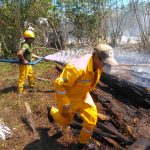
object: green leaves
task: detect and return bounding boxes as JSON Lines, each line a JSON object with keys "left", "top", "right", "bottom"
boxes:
{"left": 0, "top": 0, "right": 53, "bottom": 58}
{"left": 55, "top": 0, "right": 109, "bottom": 44}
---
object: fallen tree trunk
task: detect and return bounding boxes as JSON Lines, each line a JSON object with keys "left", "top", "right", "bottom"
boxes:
{"left": 100, "top": 72, "right": 150, "bottom": 107}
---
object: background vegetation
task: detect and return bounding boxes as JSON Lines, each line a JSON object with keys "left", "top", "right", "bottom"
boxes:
{"left": 0, "top": 0, "right": 150, "bottom": 58}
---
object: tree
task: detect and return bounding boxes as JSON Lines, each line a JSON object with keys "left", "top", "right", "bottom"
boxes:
{"left": 0, "top": 0, "right": 52, "bottom": 58}
{"left": 56, "top": 0, "right": 109, "bottom": 47}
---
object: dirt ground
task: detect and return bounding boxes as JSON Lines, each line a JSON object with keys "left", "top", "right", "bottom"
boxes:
{"left": 0, "top": 62, "right": 106, "bottom": 150}
{"left": 0, "top": 62, "right": 79, "bottom": 150}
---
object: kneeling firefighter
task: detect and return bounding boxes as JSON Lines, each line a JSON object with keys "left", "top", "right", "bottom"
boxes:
{"left": 47, "top": 44, "right": 118, "bottom": 149}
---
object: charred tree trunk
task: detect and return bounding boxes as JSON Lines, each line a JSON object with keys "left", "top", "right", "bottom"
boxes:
{"left": 100, "top": 72, "right": 150, "bottom": 107}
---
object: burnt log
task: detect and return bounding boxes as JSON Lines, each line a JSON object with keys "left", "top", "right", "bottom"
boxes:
{"left": 97, "top": 122, "right": 133, "bottom": 144}
{"left": 70, "top": 120, "right": 133, "bottom": 147}
{"left": 100, "top": 72, "right": 150, "bottom": 107}
{"left": 90, "top": 83, "right": 150, "bottom": 149}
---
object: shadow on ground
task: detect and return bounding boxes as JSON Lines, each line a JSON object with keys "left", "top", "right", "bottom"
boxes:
{"left": 23, "top": 127, "right": 76, "bottom": 150}
{"left": 0, "top": 86, "right": 17, "bottom": 93}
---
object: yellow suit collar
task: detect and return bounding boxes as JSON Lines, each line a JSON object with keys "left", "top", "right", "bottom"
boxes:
{"left": 87, "top": 55, "right": 94, "bottom": 72}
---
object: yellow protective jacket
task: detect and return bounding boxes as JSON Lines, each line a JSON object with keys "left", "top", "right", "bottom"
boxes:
{"left": 55, "top": 54, "right": 102, "bottom": 106}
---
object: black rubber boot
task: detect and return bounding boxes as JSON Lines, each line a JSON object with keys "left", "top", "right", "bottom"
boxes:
{"left": 47, "top": 105, "right": 54, "bottom": 123}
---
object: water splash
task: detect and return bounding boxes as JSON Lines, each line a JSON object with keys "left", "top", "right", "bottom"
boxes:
{"left": 45, "top": 48, "right": 92, "bottom": 65}
{"left": 45, "top": 47, "right": 150, "bottom": 88}
{"left": 113, "top": 47, "right": 150, "bottom": 88}
{"left": 104, "top": 65, "right": 150, "bottom": 88}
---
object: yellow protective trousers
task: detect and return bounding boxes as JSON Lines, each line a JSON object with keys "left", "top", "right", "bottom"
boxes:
{"left": 50, "top": 93, "right": 98, "bottom": 144}
{"left": 17, "top": 64, "right": 35, "bottom": 93}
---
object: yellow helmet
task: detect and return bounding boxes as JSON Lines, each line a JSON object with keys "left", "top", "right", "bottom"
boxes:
{"left": 23, "top": 30, "right": 35, "bottom": 38}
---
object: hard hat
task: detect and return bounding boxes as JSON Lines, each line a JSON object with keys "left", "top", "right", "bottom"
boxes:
{"left": 23, "top": 30, "right": 35, "bottom": 39}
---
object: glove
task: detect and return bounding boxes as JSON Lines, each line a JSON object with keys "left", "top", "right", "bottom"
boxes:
{"left": 0, "top": 124, "right": 12, "bottom": 140}
{"left": 61, "top": 104, "right": 72, "bottom": 118}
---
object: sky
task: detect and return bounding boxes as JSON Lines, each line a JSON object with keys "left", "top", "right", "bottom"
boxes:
{"left": 52, "top": 0, "right": 149, "bottom": 5}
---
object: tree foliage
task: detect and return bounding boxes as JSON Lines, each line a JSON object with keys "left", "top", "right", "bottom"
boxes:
{"left": 0, "top": 0, "right": 150, "bottom": 58}
{"left": 0, "top": 0, "right": 52, "bottom": 58}
{"left": 56, "top": 0, "right": 109, "bottom": 45}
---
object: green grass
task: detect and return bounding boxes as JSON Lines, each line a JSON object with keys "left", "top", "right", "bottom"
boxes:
{"left": 34, "top": 61, "right": 56, "bottom": 76}
{"left": 0, "top": 60, "right": 56, "bottom": 111}
{"left": 0, "top": 63, "right": 15, "bottom": 72}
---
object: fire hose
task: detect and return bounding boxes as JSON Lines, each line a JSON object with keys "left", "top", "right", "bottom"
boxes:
{"left": 0, "top": 57, "right": 45, "bottom": 65}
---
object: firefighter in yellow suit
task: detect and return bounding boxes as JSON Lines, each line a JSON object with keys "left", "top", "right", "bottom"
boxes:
{"left": 47, "top": 44, "right": 118, "bottom": 149}
{"left": 17, "top": 30, "right": 40, "bottom": 94}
